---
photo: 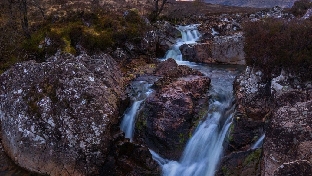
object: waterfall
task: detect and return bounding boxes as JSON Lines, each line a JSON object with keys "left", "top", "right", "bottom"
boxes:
{"left": 120, "top": 100, "right": 143, "bottom": 141}
{"left": 151, "top": 24, "right": 244, "bottom": 176}
{"left": 251, "top": 134, "right": 265, "bottom": 149}
{"left": 120, "top": 81, "right": 152, "bottom": 141}
{"left": 164, "top": 24, "right": 201, "bottom": 61}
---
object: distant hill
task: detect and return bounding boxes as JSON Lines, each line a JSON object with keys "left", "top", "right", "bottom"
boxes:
{"left": 203, "top": 0, "right": 297, "bottom": 8}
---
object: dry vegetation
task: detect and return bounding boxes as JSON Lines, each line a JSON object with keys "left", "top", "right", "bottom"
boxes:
{"left": 244, "top": 18, "right": 312, "bottom": 81}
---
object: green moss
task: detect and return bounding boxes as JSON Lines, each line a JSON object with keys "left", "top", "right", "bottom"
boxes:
{"left": 221, "top": 166, "right": 233, "bottom": 176}
{"left": 227, "top": 123, "right": 235, "bottom": 142}
{"left": 243, "top": 149, "right": 262, "bottom": 167}
{"left": 135, "top": 109, "right": 147, "bottom": 131}
{"left": 179, "top": 133, "right": 186, "bottom": 144}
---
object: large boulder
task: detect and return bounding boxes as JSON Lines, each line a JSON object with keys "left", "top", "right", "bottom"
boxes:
{"left": 262, "top": 100, "right": 312, "bottom": 176}
{"left": 0, "top": 53, "right": 124, "bottom": 175}
{"left": 180, "top": 33, "right": 245, "bottom": 65}
{"left": 218, "top": 67, "right": 271, "bottom": 175}
{"left": 180, "top": 43, "right": 216, "bottom": 64}
{"left": 211, "top": 32, "right": 245, "bottom": 65}
{"left": 134, "top": 59, "right": 211, "bottom": 160}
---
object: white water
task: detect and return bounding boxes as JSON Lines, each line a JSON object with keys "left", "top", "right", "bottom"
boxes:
{"left": 251, "top": 134, "right": 265, "bottom": 149}
{"left": 153, "top": 77, "right": 237, "bottom": 176}
{"left": 164, "top": 24, "right": 201, "bottom": 61}
{"left": 120, "top": 81, "right": 152, "bottom": 141}
{"left": 120, "top": 100, "right": 143, "bottom": 141}
{"left": 151, "top": 25, "right": 245, "bottom": 176}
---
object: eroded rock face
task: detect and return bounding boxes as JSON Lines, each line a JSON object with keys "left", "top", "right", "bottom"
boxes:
{"left": 263, "top": 101, "right": 312, "bottom": 176}
{"left": 0, "top": 53, "right": 123, "bottom": 175}
{"left": 135, "top": 59, "right": 211, "bottom": 160}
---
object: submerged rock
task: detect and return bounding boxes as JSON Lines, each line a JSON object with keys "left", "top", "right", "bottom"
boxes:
{"left": 135, "top": 59, "right": 211, "bottom": 160}
{"left": 0, "top": 53, "right": 124, "bottom": 175}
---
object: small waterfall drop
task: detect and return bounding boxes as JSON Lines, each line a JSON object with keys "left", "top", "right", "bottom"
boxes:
{"left": 154, "top": 86, "right": 236, "bottom": 176}
{"left": 251, "top": 134, "right": 265, "bottom": 149}
{"left": 164, "top": 24, "right": 201, "bottom": 61}
{"left": 120, "top": 81, "right": 152, "bottom": 141}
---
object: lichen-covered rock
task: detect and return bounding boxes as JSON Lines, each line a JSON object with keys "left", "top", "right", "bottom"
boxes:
{"left": 0, "top": 53, "right": 124, "bottom": 175}
{"left": 134, "top": 59, "right": 211, "bottom": 160}
{"left": 220, "top": 67, "right": 312, "bottom": 176}
{"left": 273, "top": 160, "right": 312, "bottom": 176}
{"left": 262, "top": 101, "right": 312, "bottom": 176}
{"left": 217, "top": 67, "right": 271, "bottom": 175}
{"left": 211, "top": 32, "right": 245, "bottom": 65}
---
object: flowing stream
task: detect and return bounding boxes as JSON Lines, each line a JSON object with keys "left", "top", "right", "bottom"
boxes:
{"left": 164, "top": 24, "right": 201, "bottom": 61}
{"left": 121, "top": 25, "right": 244, "bottom": 176}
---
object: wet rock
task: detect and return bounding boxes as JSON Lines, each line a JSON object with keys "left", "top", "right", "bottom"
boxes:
{"left": 262, "top": 101, "right": 312, "bottom": 176}
{"left": 135, "top": 59, "right": 211, "bottom": 160}
{"left": 0, "top": 53, "right": 124, "bottom": 175}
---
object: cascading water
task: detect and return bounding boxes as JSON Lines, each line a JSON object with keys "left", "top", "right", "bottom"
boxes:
{"left": 164, "top": 24, "right": 201, "bottom": 61}
{"left": 151, "top": 25, "right": 245, "bottom": 176}
{"left": 120, "top": 81, "right": 153, "bottom": 141}
{"left": 251, "top": 134, "right": 265, "bottom": 149}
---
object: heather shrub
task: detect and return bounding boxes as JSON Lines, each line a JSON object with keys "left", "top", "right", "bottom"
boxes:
{"left": 290, "top": 0, "right": 312, "bottom": 17}
{"left": 244, "top": 18, "right": 312, "bottom": 81}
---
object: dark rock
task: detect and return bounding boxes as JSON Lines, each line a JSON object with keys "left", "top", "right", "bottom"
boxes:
{"left": 101, "top": 131, "right": 160, "bottom": 176}
{"left": 0, "top": 53, "right": 124, "bottom": 175}
{"left": 135, "top": 59, "right": 210, "bottom": 160}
